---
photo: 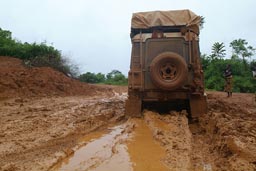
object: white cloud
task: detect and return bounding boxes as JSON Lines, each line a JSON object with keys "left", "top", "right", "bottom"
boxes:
{"left": 0, "top": 0, "right": 255, "bottom": 74}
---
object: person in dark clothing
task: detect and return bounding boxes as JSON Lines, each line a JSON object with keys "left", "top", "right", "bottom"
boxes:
{"left": 253, "top": 66, "right": 256, "bottom": 102}
{"left": 252, "top": 66, "right": 256, "bottom": 78}
{"left": 223, "top": 64, "right": 233, "bottom": 97}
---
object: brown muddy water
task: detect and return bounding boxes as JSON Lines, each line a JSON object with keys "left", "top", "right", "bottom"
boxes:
{"left": 127, "top": 118, "right": 168, "bottom": 171}
{"left": 51, "top": 124, "right": 132, "bottom": 171}
{"left": 51, "top": 118, "right": 168, "bottom": 171}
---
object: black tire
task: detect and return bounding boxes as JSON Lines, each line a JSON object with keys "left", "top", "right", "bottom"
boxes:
{"left": 150, "top": 52, "right": 188, "bottom": 90}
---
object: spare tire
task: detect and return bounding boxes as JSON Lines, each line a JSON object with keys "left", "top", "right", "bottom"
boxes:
{"left": 150, "top": 52, "right": 188, "bottom": 90}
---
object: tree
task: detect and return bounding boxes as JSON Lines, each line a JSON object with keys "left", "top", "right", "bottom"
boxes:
{"left": 202, "top": 39, "right": 256, "bottom": 93}
{"left": 95, "top": 73, "right": 106, "bottom": 83}
{"left": 211, "top": 42, "right": 226, "bottom": 60}
{"left": 230, "top": 39, "right": 255, "bottom": 68}
{"left": 204, "top": 60, "right": 226, "bottom": 91}
{"left": 79, "top": 70, "right": 127, "bottom": 85}
{"left": 79, "top": 72, "right": 106, "bottom": 83}
{"left": 0, "top": 28, "right": 12, "bottom": 39}
{"left": 106, "top": 70, "right": 122, "bottom": 80}
{"left": 203, "top": 54, "right": 256, "bottom": 93}
{"left": 199, "top": 16, "right": 205, "bottom": 30}
{"left": 105, "top": 70, "right": 127, "bottom": 85}
{"left": 200, "top": 53, "right": 211, "bottom": 70}
{"left": 79, "top": 72, "right": 98, "bottom": 83}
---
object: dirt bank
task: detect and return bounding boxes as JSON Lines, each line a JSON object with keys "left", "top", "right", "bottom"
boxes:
{"left": 0, "top": 56, "right": 111, "bottom": 99}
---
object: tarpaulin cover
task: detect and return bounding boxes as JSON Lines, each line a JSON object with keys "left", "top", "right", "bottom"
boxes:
{"left": 131, "top": 9, "right": 201, "bottom": 30}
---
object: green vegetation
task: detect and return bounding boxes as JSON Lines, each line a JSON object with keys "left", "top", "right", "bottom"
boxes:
{"left": 79, "top": 70, "right": 128, "bottom": 85}
{"left": 0, "top": 28, "right": 78, "bottom": 77}
{"left": 0, "top": 27, "right": 128, "bottom": 85}
{"left": 202, "top": 39, "right": 256, "bottom": 93}
{"left": 1, "top": 27, "right": 255, "bottom": 90}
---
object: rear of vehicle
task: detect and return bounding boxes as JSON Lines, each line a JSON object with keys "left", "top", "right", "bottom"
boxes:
{"left": 125, "top": 10, "right": 207, "bottom": 118}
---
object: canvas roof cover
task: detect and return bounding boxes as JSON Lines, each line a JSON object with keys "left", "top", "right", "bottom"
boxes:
{"left": 131, "top": 9, "right": 201, "bottom": 30}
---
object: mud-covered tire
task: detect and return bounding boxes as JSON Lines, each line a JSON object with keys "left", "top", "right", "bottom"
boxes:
{"left": 150, "top": 52, "right": 188, "bottom": 90}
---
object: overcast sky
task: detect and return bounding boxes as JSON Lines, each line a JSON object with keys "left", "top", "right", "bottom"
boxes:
{"left": 0, "top": 0, "right": 256, "bottom": 75}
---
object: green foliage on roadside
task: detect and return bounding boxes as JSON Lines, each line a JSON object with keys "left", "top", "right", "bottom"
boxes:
{"left": 105, "top": 70, "right": 128, "bottom": 85}
{"left": 0, "top": 28, "right": 78, "bottom": 77}
{"left": 79, "top": 72, "right": 106, "bottom": 83}
{"left": 230, "top": 39, "right": 255, "bottom": 68}
{"left": 79, "top": 70, "right": 128, "bottom": 85}
{"left": 202, "top": 40, "right": 256, "bottom": 93}
{"left": 1, "top": 28, "right": 255, "bottom": 90}
{"left": 0, "top": 28, "right": 61, "bottom": 60}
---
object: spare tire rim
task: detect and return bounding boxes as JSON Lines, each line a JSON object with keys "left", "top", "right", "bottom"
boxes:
{"left": 160, "top": 63, "right": 177, "bottom": 80}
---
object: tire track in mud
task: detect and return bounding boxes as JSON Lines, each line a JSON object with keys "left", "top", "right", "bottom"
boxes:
{"left": 51, "top": 116, "right": 170, "bottom": 171}
{"left": 42, "top": 106, "right": 256, "bottom": 171}
{"left": 141, "top": 110, "right": 218, "bottom": 171}
{"left": 143, "top": 110, "right": 193, "bottom": 171}
{"left": 0, "top": 95, "right": 127, "bottom": 171}
{"left": 127, "top": 118, "right": 168, "bottom": 171}
{"left": 51, "top": 111, "right": 193, "bottom": 171}
{"left": 1, "top": 91, "right": 255, "bottom": 171}
{"left": 142, "top": 105, "right": 256, "bottom": 171}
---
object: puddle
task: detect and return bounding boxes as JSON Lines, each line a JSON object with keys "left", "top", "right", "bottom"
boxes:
{"left": 52, "top": 119, "right": 169, "bottom": 171}
{"left": 127, "top": 118, "right": 168, "bottom": 171}
{"left": 52, "top": 125, "right": 132, "bottom": 171}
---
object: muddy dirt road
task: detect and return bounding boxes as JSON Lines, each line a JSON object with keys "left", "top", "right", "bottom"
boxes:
{"left": 1, "top": 56, "right": 255, "bottom": 171}
{"left": 0, "top": 91, "right": 126, "bottom": 171}
{"left": 1, "top": 89, "right": 255, "bottom": 171}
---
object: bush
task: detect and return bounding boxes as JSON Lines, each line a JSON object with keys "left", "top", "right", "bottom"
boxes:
{"left": 79, "top": 70, "right": 128, "bottom": 85}
{"left": 105, "top": 70, "right": 128, "bottom": 85}
{"left": 79, "top": 72, "right": 105, "bottom": 83}
{"left": 0, "top": 27, "right": 79, "bottom": 78}
{"left": 203, "top": 57, "right": 256, "bottom": 93}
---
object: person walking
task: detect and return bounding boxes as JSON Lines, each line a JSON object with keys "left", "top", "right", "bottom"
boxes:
{"left": 252, "top": 66, "right": 256, "bottom": 102}
{"left": 252, "top": 66, "right": 256, "bottom": 78}
{"left": 223, "top": 64, "right": 233, "bottom": 97}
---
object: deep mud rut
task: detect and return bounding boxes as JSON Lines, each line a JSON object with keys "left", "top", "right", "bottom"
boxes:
{"left": 1, "top": 91, "right": 256, "bottom": 171}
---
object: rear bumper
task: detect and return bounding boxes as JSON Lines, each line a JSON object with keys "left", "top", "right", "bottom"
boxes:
{"left": 141, "top": 90, "right": 189, "bottom": 101}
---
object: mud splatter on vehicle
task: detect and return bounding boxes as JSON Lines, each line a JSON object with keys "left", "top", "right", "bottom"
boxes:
{"left": 125, "top": 10, "right": 207, "bottom": 118}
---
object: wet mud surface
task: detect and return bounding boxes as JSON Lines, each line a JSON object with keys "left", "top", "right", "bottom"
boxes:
{"left": 51, "top": 124, "right": 131, "bottom": 171}
{"left": 0, "top": 91, "right": 126, "bottom": 171}
{"left": 1, "top": 90, "right": 256, "bottom": 171}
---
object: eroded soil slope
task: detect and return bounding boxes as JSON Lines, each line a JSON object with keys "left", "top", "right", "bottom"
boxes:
{"left": 0, "top": 56, "right": 111, "bottom": 98}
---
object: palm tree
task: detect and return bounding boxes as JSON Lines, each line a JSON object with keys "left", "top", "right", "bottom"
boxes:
{"left": 211, "top": 42, "right": 226, "bottom": 60}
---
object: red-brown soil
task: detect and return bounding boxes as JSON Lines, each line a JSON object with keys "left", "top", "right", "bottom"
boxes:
{"left": 0, "top": 56, "right": 255, "bottom": 171}
{"left": 0, "top": 56, "right": 112, "bottom": 99}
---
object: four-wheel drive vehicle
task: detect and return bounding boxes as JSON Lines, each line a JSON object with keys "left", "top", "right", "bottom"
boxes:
{"left": 125, "top": 10, "right": 207, "bottom": 118}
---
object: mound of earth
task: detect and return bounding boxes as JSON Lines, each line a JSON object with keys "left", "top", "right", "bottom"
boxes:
{"left": 0, "top": 56, "right": 110, "bottom": 98}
